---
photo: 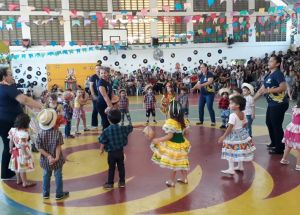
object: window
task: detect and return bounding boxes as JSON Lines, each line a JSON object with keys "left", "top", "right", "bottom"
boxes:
{"left": 194, "top": 0, "right": 226, "bottom": 12}
{"left": 114, "top": 20, "right": 151, "bottom": 44}
{"left": 112, "top": 0, "right": 150, "bottom": 11}
{"left": 69, "top": 0, "right": 108, "bottom": 11}
{"left": 30, "top": 16, "right": 64, "bottom": 45}
{"left": 28, "top": 0, "right": 62, "bottom": 10}
{"left": 71, "top": 17, "right": 108, "bottom": 44}
{"left": 0, "top": 16, "right": 22, "bottom": 44}
{"left": 255, "top": 0, "right": 270, "bottom": 11}
{"left": 193, "top": 16, "right": 226, "bottom": 43}
{"left": 0, "top": 0, "right": 19, "bottom": 11}
{"left": 157, "top": 0, "right": 186, "bottom": 11}
{"left": 157, "top": 17, "right": 187, "bottom": 43}
{"left": 232, "top": 16, "right": 249, "bottom": 42}
{"left": 233, "top": 0, "right": 248, "bottom": 11}
{"left": 255, "top": 16, "right": 287, "bottom": 42}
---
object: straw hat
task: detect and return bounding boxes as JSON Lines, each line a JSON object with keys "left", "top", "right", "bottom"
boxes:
{"left": 143, "top": 126, "right": 155, "bottom": 140}
{"left": 242, "top": 83, "right": 254, "bottom": 95}
{"left": 144, "top": 84, "right": 153, "bottom": 92}
{"left": 37, "top": 108, "right": 57, "bottom": 130}
{"left": 218, "top": 88, "right": 230, "bottom": 96}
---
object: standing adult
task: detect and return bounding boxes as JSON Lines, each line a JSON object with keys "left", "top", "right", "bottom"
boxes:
{"left": 89, "top": 64, "right": 101, "bottom": 129}
{"left": 254, "top": 56, "right": 289, "bottom": 154}
{"left": 97, "top": 66, "right": 113, "bottom": 130}
{"left": 0, "top": 68, "right": 42, "bottom": 180}
{"left": 192, "top": 63, "right": 216, "bottom": 126}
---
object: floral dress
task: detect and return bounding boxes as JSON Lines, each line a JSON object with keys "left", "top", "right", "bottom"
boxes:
{"left": 8, "top": 128, "right": 34, "bottom": 173}
{"left": 150, "top": 119, "right": 191, "bottom": 170}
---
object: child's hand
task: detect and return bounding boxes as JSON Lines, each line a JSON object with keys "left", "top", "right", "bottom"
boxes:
{"left": 152, "top": 138, "right": 160, "bottom": 144}
{"left": 218, "top": 136, "right": 225, "bottom": 144}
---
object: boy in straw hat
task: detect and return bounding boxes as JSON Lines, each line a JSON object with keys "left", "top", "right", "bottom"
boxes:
{"left": 36, "top": 109, "right": 69, "bottom": 200}
{"left": 144, "top": 84, "right": 157, "bottom": 125}
{"left": 242, "top": 83, "right": 255, "bottom": 137}
{"left": 218, "top": 88, "right": 230, "bottom": 129}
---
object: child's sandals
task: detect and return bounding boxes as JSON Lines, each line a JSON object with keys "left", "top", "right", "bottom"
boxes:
{"left": 280, "top": 159, "right": 290, "bottom": 165}
{"left": 177, "top": 178, "right": 188, "bottom": 184}
{"left": 165, "top": 181, "right": 175, "bottom": 187}
{"left": 22, "top": 181, "right": 36, "bottom": 188}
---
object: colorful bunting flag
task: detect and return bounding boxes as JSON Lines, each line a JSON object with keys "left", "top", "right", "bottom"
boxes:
{"left": 8, "top": 3, "right": 19, "bottom": 11}
{"left": 43, "top": 7, "right": 51, "bottom": 14}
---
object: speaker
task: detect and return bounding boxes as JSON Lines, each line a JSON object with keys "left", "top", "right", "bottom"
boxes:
{"left": 152, "top": 37, "right": 159, "bottom": 46}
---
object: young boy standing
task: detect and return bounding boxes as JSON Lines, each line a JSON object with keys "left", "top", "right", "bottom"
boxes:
{"left": 143, "top": 84, "right": 157, "bottom": 124}
{"left": 36, "top": 109, "right": 69, "bottom": 200}
{"left": 119, "top": 89, "right": 131, "bottom": 125}
{"left": 99, "top": 109, "right": 133, "bottom": 189}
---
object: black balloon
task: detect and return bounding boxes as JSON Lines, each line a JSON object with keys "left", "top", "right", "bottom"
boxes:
{"left": 199, "top": 59, "right": 203, "bottom": 64}
{"left": 42, "top": 77, "right": 47, "bottom": 82}
{"left": 27, "top": 66, "right": 32, "bottom": 71}
{"left": 218, "top": 49, "right": 222, "bottom": 54}
{"left": 18, "top": 79, "right": 24, "bottom": 83}
{"left": 207, "top": 53, "right": 211, "bottom": 57}
{"left": 160, "top": 59, "right": 164, "bottom": 63}
{"left": 33, "top": 81, "right": 37, "bottom": 86}
{"left": 183, "top": 66, "right": 187, "bottom": 71}
{"left": 121, "top": 54, "right": 126, "bottom": 59}
{"left": 115, "top": 61, "right": 119, "bottom": 66}
{"left": 36, "top": 71, "right": 41, "bottom": 76}
{"left": 193, "top": 50, "right": 198, "bottom": 55}
{"left": 218, "top": 59, "right": 223, "bottom": 64}
{"left": 27, "top": 74, "right": 32, "bottom": 79}
{"left": 187, "top": 57, "right": 192, "bottom": 62}
{"left": 103, "top": 56, "right": 108, "bottom": 61}
{"left": 15, "top": 69, "right": 20, "bottom": 73}
{"left": 171, "top": 53, "right": 175, "bottom": 58}
{"left": 132, "top": 54, "right": 137, "bottom": 59}
{"left": 143, "top": 59, "right": 148, "bottom": 64}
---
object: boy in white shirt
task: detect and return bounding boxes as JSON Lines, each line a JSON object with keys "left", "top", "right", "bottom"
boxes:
{"left": 242, "top": 83, "right": 255, "bottom": 137}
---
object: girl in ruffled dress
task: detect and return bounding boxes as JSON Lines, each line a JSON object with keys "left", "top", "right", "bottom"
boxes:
{"left": 150, "top": 100, "right": 191, "bottom": 187}
{"left": 281, "top": 98, "right": 300, "bottom": 171}
{"left": 218, "top": 95, "right": 256, "bottom": 175}
{"left": 9, "top": 113, "right": 35, "bottom": 187}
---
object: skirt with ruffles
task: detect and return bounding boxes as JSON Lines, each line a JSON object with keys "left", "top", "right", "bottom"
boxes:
{"left": 150, "top": 139, "right": 191, "bottom": 171}
{"left": 282, "top": 122, "right": 300, "bottom": 150}
{"left": 221, "top": 128, "right": 256, "bottom": 162}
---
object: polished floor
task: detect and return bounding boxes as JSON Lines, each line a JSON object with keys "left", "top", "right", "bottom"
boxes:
{"left": 0, "top": 95, "right": 299, "bottom": 215}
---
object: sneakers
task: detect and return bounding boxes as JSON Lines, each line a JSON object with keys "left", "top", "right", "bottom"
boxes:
{"left": 153, "top": 120, "right": 157, "bottom": 124}
{"left": 221, "top": 169, "right": 235, "bottom": 175}
{"left": 146, "top": 120, "right": 149, "bottom": 125}
{"left": 219, "top": 125, "right": 226, "bottom": 129}
{"left": 103, "top": 183, "right": 114, "bottom": 190}
{"left": 118, "top": 182, "right": 126, "bottom": 188}
{"left": 65, "top": 135, "right": 75, "bottom": 139}
{"left": 196, "top": 122, "right": 203, "bottom": 125}
{"left": 211, "top": 123, "right": 216, "bottom": 126}
{"left": 83, "top": 128, "right": 90, "bottom": 132}
{"left": 296, "top": 165, "right": 300, "bottom": 171}
{"left": 55, "top": 192, "right": 69, "bottom": 200}
{"left": 43, "top": 194, "right": 50, "bottom": 199}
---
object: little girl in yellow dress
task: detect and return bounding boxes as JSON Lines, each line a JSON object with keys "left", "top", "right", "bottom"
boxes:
{"left": 150, "top": 100, "right": 191, "bottom": 187}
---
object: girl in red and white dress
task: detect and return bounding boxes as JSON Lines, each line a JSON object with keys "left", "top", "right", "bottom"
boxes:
{"left": 8, "top": 113, "right": 35, "bottom": 187}
{"left": 281, "top": 98, "right": 300, "bottom": 171}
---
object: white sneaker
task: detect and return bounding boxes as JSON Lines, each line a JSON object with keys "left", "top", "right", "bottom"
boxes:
{"left": 295, "top": 165, "right": 300, "bottom": 171}
{"left": 280, "top": 159, "right": 290, "bottom": 165}
{"left": 234, "top": 166, "right": 244, "bottom": 171}
{"left": 221, "top": 169, "right": 235, "bottom": 175}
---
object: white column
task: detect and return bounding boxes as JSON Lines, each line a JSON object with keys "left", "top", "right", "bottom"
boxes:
{"left": 249, "top": 0, "right": 256, "bottom": 43}
{"left": 150, "top": 0, "right": 157, "bottom": 38}
{"left": 186, "top": 0, "right": 193, "bottom": 42}
{"left": 20, "top": 0, "right": 30, "bottom": 39}
{"left": 226, "top": 0, "right": 233, "bottom": 38}
{"left": 62, "top": 0, "right": 71, "bottom": 42}
{"left": 107, "top": 0, "right": 114, "bottom": 28}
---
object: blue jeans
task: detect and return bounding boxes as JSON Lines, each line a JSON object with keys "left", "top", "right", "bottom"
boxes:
{"left": 91, "top": 100, "right": 99, "bottom": 127}
{"left": 65, "top": 121, "right": 71, "bottom": 137}
{"left": 198, "top": 94, "right": 216, "bottom": 123}
{"left": 220, "top": 109, "right": 230, "bottom": 126}
{"left": 246, "top": 115, "right": 253, "bottom": 137}
{"left": 43, "top": 168, "right": 63, "bottom": 196}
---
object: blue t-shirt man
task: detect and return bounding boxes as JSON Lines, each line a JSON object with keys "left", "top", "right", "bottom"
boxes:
{"left": 263, "top": 70, "right": 288, "bottom": 106}
{"left": 198, "top": 71, "right": 215, "bottom": 95}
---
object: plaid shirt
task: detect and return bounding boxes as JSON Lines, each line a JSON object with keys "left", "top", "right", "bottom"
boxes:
{"left": 219, "top": 97, "right": 229, "bottom": 109}
{"left": 63, "top": 101, "right": 73, "bottom": 121}
{"left": 119, "top": 96, "right": 129, "bottom": 110}
{"left": 99, "top": 124, "right": 133, "bottom": 152}
{"left": 36, "top": 128, "right": 65, "bottom": 170}
{"left": 144, "top": 93, "right": 156, "bottom": 110}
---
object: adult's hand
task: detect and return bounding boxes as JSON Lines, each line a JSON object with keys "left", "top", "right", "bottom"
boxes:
{"left": 16, "top": 94, "right": 42, "bottom": 110}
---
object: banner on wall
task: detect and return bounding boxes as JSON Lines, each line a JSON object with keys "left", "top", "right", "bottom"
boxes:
{"left": 47, "top": 63, "right": 97, "bottom": 90}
